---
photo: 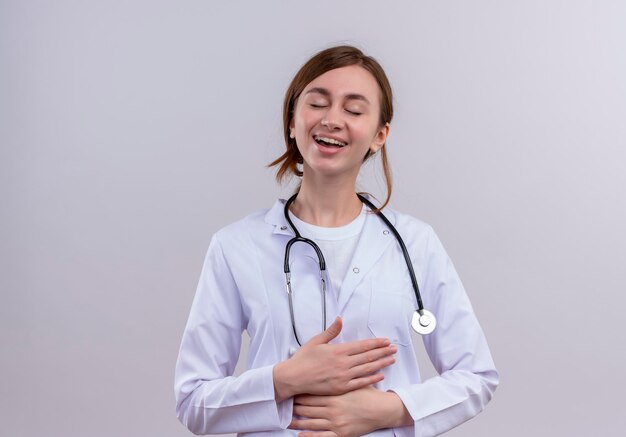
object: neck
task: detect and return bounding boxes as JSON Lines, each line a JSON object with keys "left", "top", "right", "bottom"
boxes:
{"left": 290, "top": 173, "right": 362, "bottom": 227}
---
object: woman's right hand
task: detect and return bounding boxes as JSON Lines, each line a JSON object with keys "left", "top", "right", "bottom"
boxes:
{"left": 273, "top": 316, "right": 397, "bottom": 402}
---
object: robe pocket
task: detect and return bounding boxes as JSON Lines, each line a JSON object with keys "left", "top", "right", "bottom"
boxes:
{"left": 367, "top": 278, "right": 415, "bottom": 346}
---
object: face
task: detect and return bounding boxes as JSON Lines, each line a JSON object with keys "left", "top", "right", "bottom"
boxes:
{"left": 289, "top": 65, "right": 389, "bottom": 180}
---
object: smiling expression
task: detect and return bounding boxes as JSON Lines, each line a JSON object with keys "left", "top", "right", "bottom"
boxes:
{"left": 289, "top": 65, "right": 389, "bottom": 180}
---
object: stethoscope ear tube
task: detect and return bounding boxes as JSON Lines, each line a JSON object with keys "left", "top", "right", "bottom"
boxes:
{"left": 284, "top": 237, "right": 326, "bottom": 273}
{"left": 284, "top": 194, "right": 329, "bottom": 347}
{"left": 285, "top": 276, "right": 302, "bottom": 346}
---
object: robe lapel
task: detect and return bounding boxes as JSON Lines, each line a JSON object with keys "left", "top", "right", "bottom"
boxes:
{"left": 265, "top": 198, "right": 294, "bottom": 237}
{"left": 337, "top": 207, "right": 396, "bottom": 313}
{"left": 266, "top": 197, "right": 398, "bottom": 318}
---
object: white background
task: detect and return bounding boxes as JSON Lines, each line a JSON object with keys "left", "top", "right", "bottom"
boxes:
{"left": 2, "top": 1, "right": 625, "bottom": 436}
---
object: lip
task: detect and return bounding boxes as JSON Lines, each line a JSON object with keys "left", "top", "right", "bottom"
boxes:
{"left": 311, "top": 134, "right": 348, "bottom": 155}
{"left": 312, "top": 133, "right": 349, "bottom": 146}
{"left": 314, "top": 140, "right": 345, "bottom": 155}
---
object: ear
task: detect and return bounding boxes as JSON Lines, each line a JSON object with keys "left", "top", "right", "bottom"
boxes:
{"left": 289, "top": 120, "right": 295, "bottom": 139}
{"left": 370, "top": 122, "right": 390, "bottom": 154}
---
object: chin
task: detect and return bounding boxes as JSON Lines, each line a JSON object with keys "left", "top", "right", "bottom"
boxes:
{"left": 303, "top": 163, "right": 356, "bottom": 179}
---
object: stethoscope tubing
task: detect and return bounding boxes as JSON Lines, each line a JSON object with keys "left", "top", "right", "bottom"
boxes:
{"left": 355, "top": 193, "right": 425, "bottom": 312}
{"left": 282, "top": 192, "right": 434, "bottom": 346}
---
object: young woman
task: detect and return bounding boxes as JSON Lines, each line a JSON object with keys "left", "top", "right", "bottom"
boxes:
{"left": 175, "top": 45, "right": 498, "bottom": 437}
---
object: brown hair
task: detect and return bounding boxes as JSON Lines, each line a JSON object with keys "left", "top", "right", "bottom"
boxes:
{"left": 267, "top": 45, "right": 394, "bottom": 211}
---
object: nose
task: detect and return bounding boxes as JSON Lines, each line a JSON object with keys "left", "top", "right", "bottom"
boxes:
{"left": 320, "top": 105, "right": 344, "bottom": 130}
{"left": 320, "top": 118, "right": 340, "bottom": 130}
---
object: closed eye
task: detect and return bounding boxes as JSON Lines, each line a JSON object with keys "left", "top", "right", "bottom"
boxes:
{"left": 309, "top": 104, "right": 327, "bottom": 109}
{"left": 346, "top": 109, "right": 362, "bottom": 115}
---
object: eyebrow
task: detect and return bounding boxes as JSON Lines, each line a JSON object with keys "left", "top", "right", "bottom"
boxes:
{"left": 304, "top": 87, "right": 370, "bottom": 104}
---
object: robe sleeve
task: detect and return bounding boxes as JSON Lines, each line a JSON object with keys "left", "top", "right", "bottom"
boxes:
{"left": 390, "top": 226, "right": 499, "bottom": 437}
{"left": 174, "top": 235, "right": 293, "bottom": 434}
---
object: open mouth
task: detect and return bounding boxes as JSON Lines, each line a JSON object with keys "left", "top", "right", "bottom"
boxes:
{"left": 314, "top": 135, "right": 347, "bottom": 148}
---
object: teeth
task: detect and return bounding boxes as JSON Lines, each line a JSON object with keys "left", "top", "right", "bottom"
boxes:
{"left": 314, "top": 135, "right": 346, "bottom": 146}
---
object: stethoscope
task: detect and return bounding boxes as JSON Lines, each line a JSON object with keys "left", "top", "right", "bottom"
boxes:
{"left": 283, "top": 192, "right": 436, "bottom": 347}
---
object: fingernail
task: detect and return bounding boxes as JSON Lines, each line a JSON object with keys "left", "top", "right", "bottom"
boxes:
{"left": 384, "top": 338, "right": 391, "bottom": 346}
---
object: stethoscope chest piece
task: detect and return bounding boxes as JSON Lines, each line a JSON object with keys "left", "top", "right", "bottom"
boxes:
{"left": 411, "top": 309, "right": 436, "bottom": 335}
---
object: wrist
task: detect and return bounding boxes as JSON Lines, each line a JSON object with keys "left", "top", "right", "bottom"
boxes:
{"left": 381, "top": 391, "right": 413, "bottom": 428}
{"left": 273, "top": 360, "right": 295, "bottom": 402}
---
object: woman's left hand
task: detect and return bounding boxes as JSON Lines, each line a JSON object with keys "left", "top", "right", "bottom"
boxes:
{"left": 288, "top": 386, "right": 407, "bottom": 437}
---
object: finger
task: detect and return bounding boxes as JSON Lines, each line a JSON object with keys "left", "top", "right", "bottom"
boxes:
{"left": 348, "top": 344, "right": 397, "bottom": 368}
{"left": 307, "top": 316, "right": 342, "bottom": 345}
{"left": 293, "top": 404, "right": 326, "bottom": 418}
{"left": 294, "top": 395, "right": 329, "bottom": 407}
{"left": 289, "top": 418, "right": 332, "bottom": 431}
{"left": 298, "top": 432, "right": 337, "bottom": 437}
{"left": 345, "top": 372, "right": 385, "bottom": 391}
{"left": 339, "top": 337, "right": 390, "bottom": 356}
{"left": 348, "top": 354, "right": 396, "bottom": 379}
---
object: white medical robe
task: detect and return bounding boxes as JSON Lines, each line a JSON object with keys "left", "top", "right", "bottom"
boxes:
{"left": 174, "top": 198, "right": 498, "bottom": 436}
